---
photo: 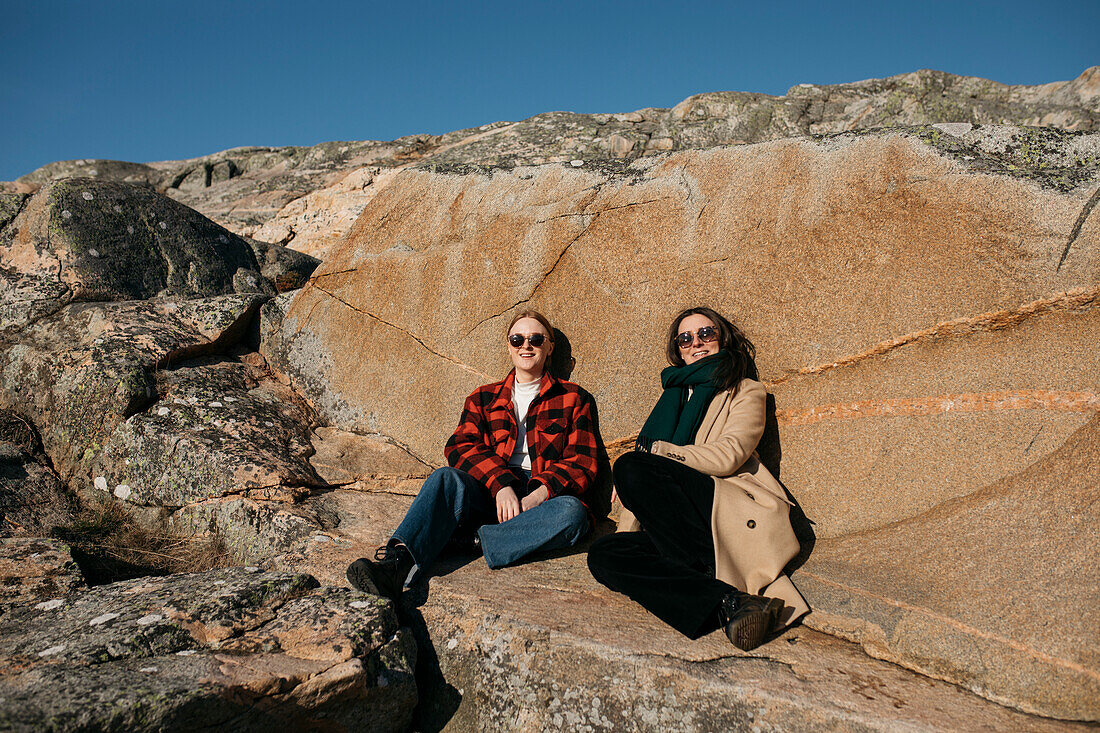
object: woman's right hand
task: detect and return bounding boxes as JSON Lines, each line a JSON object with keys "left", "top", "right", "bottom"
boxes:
{"left": 496, "top": 486, "right": 521, "bottom": 523}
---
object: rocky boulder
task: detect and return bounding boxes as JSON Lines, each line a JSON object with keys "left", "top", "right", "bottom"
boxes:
{"left": 0, "top": 561, "right": 416, "bottom": 732}
{"left": 90, "top": 358, "right": 320, "bottom": 509}
{"left": 0, "top": 293, "right": 269, "bottom": 486}
{"left": 0, "top": 290, "right": 348, "bottom": 566}
{"left": 0, "top": 179, "right": 395, "bottom": 572}
{"left": 5, "top": 159, "right": 165, "bottom": 193}
{"left": 401, "top": 549, "right": 1088, "bottom": 732}
{"left": 263, "top": 124, "right": 1099, "bottom": 720}
{"left": 6, "top": 68, "right": 1096, "bottom": 260}
{"left": 0, "top": 178, "right": 268, "bottom": 305}
{"left": 244, "top": 236, "right": 320, "bottom": 292}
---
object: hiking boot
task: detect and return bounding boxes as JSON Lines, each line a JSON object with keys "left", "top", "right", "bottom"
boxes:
{"left": 346, "top": 542, "right": 414, "bottom": 602}
{"left": 719, "top": 589, "right": 784, "bottom": 651}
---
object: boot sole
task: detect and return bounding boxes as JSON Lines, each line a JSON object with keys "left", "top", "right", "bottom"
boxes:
{"left": 725, "top": 598, "right": 784, "bottom": 651}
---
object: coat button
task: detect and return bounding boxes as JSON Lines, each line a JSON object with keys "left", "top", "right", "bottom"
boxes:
{"left": 747, "top": 519, "right": 756, "bottom": 529}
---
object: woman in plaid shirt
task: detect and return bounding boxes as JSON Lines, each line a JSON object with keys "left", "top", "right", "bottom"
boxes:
{"left": 347, "top": 310, "right": 598, "bottom": 601}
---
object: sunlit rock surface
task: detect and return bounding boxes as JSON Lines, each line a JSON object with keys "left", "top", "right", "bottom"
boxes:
{"left": 263, "top": 125, "right": 1099, "bottom": 720}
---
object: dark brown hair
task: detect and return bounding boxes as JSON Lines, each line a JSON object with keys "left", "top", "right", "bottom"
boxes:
{"left": 507, "top": 309, "right": 555, "bottom": 341}
{"left": 665, "top": 306, "right": 757, "bottom": 391}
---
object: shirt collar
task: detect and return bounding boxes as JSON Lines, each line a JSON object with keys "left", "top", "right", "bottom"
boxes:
{"left": 492, "top": 369, "right": 558, "bottom": 410}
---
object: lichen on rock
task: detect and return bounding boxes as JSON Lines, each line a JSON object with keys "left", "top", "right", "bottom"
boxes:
{"left": 0, "top": 565, "right": 416, "bottom": 732}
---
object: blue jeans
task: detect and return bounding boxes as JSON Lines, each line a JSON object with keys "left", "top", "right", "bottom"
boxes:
{"left": 391, "top": 467, "right": 589, "bottom": 580}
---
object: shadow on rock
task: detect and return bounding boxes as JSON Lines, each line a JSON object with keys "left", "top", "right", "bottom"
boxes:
{"left": 551, "top": 328, "right": 614, "bottom": 520}
{"left": 760, "top": 391, "right": 816, "bottom": 577}
{"left": 400, "top": 587, "right": 462, "bottom": 732}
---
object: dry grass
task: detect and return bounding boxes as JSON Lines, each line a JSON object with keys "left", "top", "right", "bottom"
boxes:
{"left": 53, "top": 497, "right": 233, "bottom": 585}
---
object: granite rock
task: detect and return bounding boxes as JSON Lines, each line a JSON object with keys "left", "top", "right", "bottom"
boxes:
{"left": 264, "top": 125, "right": 1097, "bottom": 465}
{"left": 261, "top": 125, "right": 1098, "bottom": 719}
{"left": 794, "top": 415, "right": 1100, "bottom": 721}
{"left": 291, "top": 531, "right": 1087, "bottom": 732}
{"left": 0, "top": 537, "right": 83, "bottom": 606}
{"left": 7, "top": 68, "right": 1096, "bottom": 259}
{"left": 0, "top": 293, "right": 268, "bottom": 485}
{"left": 90, "top": 359, "right": 322, "bottom": 509}
{"left": 309, "top": 426, "right": 432, "bottom": 490}
{"left": 0, "top": 178, "right": 266, "bottom": 303}
{"left": 0, "top": 566, "right": 416, "bottom": 732}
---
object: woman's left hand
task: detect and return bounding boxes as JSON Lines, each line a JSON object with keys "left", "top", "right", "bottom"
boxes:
{"left": 520, "top": 484, "right": 550, "bottom": 512}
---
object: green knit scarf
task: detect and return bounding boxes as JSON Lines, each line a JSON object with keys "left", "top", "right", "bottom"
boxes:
{"left": 635, "top": 351, "right": 725, "bottom": 453}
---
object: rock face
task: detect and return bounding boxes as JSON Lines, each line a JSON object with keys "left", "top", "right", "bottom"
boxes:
{"left": 0, "top": 538, "right": 83, "bottom": 604}
{"left": 0, "top": 558, "right": 417, "bottom": 732}
{"left": 400, "top": 550, "right": 1089, "bottom": 732}
{"left": 795, "top": 415, "right": 1100, "bottom": 721}
{"left": 263, "top": 124, "right": 1099, "bottom": 720}
{"left": 0, "top": 181, "right": 341, "bottom": 567}
{"left": 1, "top": 178, "right": 265, "bottom": 303}
{"left": 0, "top": 293, "right": 269, "bottom": 484}
{"left": 5, "top": 68, "right": 1097, "bottom": 259}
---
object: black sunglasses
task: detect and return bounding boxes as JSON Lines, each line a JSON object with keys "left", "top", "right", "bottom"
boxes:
{"left": 674, "top": 326, "right": 719, "bottom": 349}
{"left": 508, "top": 333, "right": 548, "bottom": 348}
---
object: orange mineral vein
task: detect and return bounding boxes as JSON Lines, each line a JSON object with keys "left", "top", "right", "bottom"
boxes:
{"left": 775, "top": 390, "right": 1100, "bottom": 427}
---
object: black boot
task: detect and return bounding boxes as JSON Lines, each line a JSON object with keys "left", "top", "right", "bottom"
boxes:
{"left": 719, "top": 589, "right": 784, "bottom": 651}
{"left": 347, "top": 541, "right": 414, "bottom": 602}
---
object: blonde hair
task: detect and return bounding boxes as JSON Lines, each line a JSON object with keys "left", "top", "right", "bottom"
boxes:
{"left": 506, "top": 309, "right": 555, "bottom": 340}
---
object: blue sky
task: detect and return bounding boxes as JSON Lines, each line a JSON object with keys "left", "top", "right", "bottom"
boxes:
{"left": 1, "top": 0, "right": 1096, "bottom": 181}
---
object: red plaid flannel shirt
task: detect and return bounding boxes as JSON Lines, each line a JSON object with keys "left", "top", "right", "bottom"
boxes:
{"left": 443, "top": 371, "right": 598, "bottom": 507}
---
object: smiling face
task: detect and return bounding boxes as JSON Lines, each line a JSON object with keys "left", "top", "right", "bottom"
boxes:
{"left": 676, "top": 313, "right": 720, "bottom": 365}
{"left": 508, "top": 317, "right": 553, "bottom": 381}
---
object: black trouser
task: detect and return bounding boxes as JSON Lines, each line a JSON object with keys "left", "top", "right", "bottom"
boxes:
{"left": 587, "top": 451, "right": 734, "bottom": 638}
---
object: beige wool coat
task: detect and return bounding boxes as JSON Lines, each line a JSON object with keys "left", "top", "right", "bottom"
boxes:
{"left": 617, "top": 378, "right": 810, "bottom": 626}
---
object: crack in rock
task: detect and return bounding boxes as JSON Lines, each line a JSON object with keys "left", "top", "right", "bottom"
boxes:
{"left": 308, "top": 282, "right": 489, "bottom": 379}
{"left": 633, "top": 648, "right": 799, "bottom": 677}
{"left": 154, "top": 296, "right": 270, "bottom": 371}
{"left": 1056, "top": 185, "right": 1100, "bottom": 271}
{"left": 307, "top": 267, "right": 361, "bottom": 282}
{"left": 465, "top": 197, "right": 674, "bottom": 336}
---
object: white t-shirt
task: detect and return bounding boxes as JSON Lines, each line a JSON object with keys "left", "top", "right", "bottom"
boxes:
{"left": 508, "top": 377, "right": 542, "bottom": 470}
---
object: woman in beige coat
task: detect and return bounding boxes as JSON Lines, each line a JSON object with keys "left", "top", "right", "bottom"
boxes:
{"left": 587, "top": 306, "right": 808, "bottom": 651}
